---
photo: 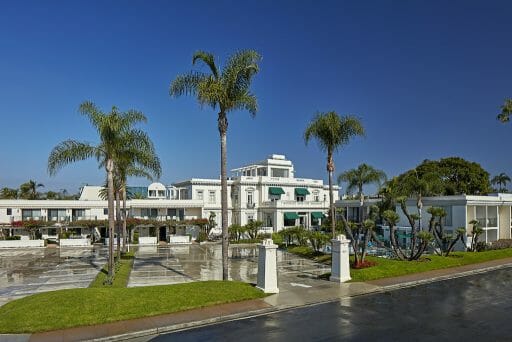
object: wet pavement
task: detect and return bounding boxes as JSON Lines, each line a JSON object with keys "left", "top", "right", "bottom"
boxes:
{"left": 0, "top": 247, "right": 107, "bottom": 306}
{"left": 149, "top": 267, "right": 512, "bottom": 342}
{"left": 127, "top": 244, "right": 331, "bottom": 291}
{"left": 0, "top": 243, "right": 331, "bottom": 306}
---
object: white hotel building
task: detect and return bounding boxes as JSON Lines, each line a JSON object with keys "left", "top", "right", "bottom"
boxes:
{"left": 0, "top": 155, "right": 337, "bottom": 242}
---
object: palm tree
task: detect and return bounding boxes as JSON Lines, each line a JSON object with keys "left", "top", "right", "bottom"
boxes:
{"left": 496, "top": 99, "right": 512, "bottom": 123}
{"left": 304, "top": 111, "right": 365, "bottom": 238}
{"left": 48, "top": 101, "right": 147, "bottom": 282}
{"left": 338, "top": 163, "right": 386, "bottom": 208}
{"left": 491, "top": 173, "right": 511, "bottom": 192}
{"left": 19, "top": 180, "right": 44, "bottom": 199}
{"left": 170, "top": 50, "right": 261, "bottom": 280}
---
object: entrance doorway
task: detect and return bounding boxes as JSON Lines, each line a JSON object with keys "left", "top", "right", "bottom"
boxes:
{"left": 159, "top": 226, "right": 167, "bottom": 242}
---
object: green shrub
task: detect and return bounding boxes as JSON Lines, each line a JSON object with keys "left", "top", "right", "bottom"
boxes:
{"left": 271, "top": 232, "right": 284, "bottom": 246}
{"left": 5, "top": 235, "right": 21, "bottom": 240}
{"left": 133, "top": 231, "right": 139, "bottom": 244}
{"left": 308, "top": 231, "right": 330, "bottom": 252}
{"left": 196, "top": 231, "right": 208, "bottom": 243}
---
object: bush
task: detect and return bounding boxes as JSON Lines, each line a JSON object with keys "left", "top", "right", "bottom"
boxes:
{"left": 488, "top": 239, "right": 512, "bottom": 250}
{"left": 308, "top": 231, "right": 330, "bottom": 252}
{"left": 196, "top": 231, "right": 208, "bottom": 243}
{"left": 5, "top": 235, "right": 21, "bottom": 240}
{"left": 133, "top": 231, "right": 139, "bottom": 244}
{"left": 271, "top": 232, "right": 284, "bottom": 246}
{"left": 475, "top": 241, "right": 488, "bottom": 252}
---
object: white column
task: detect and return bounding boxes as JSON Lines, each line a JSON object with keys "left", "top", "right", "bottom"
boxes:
{"left": 256, "top": 238, "right": 279, "bottom": 293}
{"left": 330, "top": 234, "right": 351, "bottom": 283}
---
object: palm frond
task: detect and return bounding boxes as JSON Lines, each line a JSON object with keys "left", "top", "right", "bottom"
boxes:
{"left": 170, "top": 72, "right": 207, "bottom": 98}
{"left": 192, "top": 51, "right": 219, "bottom": 79}
{"left": 48, "top": 140, "right": 97, "bottom": 176}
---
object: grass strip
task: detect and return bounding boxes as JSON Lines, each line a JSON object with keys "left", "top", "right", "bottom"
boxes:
{"left": 89, "top": 252, "right": 134, "bottom": 288}
{"left": 0, "top": 281, "right": 266, "bottom": 333}
{"left": 285, "top": 246, "right": 512, "bottom": 282}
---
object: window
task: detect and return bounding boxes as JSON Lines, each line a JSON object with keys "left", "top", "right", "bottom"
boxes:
{"left": 141, "top": 208, "right": 158, "bottom": 218}
{"left": 22, "top": 209, "right": 41, "bottom": 219}
{"left": 6, "top": 208, "right": 12, "bottom": 215}
{"left": 104, "top": 208, "right": 108, "bottom": 215}
{"left": 247, "top": 192, "right": 253, "bottom": 204}
{"left": 197, "top": 190, "right": 204, "bottom": 200}
{"left": 149, "top": 190, "right": 156, "bottom": 197}
{"left": 296, "top": 195, "right": 305, "bottom": 202}
{"left": 257, "top": 168, "right": 267, "bottom": 176}
{"left": 158, "top": 190, "right": 165, "bottom": 197}
{"left": 209, "top": 191, "right": 216, "bottom": 203}
{"left": 247, "top": 214, "right": 254, "bottom": 222}
{"left": 271, "top": 168, "right": 289, "bottom": 178}
{"left": 266, "top": 214, "right": 273, "bottom": 227}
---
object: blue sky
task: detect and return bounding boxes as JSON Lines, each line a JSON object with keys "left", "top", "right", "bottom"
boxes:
{"left": 1, "top": 0, "right": 511, "bottom": 194}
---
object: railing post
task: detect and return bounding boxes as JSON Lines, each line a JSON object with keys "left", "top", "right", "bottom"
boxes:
{"left": 330, "top": 234, "right": 351, "bottom": 283}
{"left": 257, "top": 238, "right": 279, "bottom": 293}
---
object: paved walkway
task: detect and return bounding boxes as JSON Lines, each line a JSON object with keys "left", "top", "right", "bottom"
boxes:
{"left": 10, "top": 255, "right": 512, "bottom": 342}
{"left": 0, "top": 247, "right": 107, "bottom": 307}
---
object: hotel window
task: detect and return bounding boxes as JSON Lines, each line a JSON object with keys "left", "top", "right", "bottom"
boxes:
{"left": 209, "top": 191, "right": 216, "bottom": 203}
{"left": 149, "top": 190, "right": 156, "bottom": 197}
{"left": 6, "top": 208, "right": 12, "bottom": 215}
{"left": 104, "top": 208, "right": 108, "bottom": 215}
{"left": 247, "top": 192, "right": 253, "bottom": 204}
{"left": 296, "top": 195, "right": 305, "bottom": 202}
{"left": 247, "top": 214, "right": 254, "bottom": 222}
{"left": 271, "top": 168, "right": 289, "bottom": 178}
{"left": 158, "top": 190, "right": 165, "bottom": 197}
{"left": 197, "top": 190, "right": 204, "bottom": 200}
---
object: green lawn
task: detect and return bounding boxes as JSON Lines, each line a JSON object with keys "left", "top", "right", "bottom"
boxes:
{"left": 351, "top": 249, "right": 512, "bottom": 281}
{"left": 0, "top": 281, "right": 266, "bottom": 333}
{"left": 285, "top": 246, "right": 512, "bottom": 282}
{"left": 89, "top": 252, "right": 134, "bottom": 288}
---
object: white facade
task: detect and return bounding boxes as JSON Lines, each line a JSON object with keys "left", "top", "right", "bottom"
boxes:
{"left": 336, "top": 193, "right": 512, "bottom": 245}
{"left": 0, "top": 154, "right": 338, "bottom": 240}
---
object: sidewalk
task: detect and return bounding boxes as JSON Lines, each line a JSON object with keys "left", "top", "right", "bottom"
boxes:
{"left": 5, "top": 257, "right": 512, "bottom": 342}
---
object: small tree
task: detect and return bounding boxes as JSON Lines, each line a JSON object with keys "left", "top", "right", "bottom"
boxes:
{"left": 469, "top": 219, "right": 484, "bottom": 252}
{"left": 207, "top": 212, "right": 217, "bottom": 236}
{"left": 308, "top": 231, "right": 330, "bottom": 252}
{"left": 246, "top": 220, "right": 263, "bottom": 240}
{"left": 228, "top": 224, "right": 246, "bottom": 242}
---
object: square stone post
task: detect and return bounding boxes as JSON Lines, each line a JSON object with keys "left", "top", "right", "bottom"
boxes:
{"left": 256, "top": 238, "right": 279, "bottom": 293}
{"left": 330, "top": 234, "right": 351, "bottom": 283}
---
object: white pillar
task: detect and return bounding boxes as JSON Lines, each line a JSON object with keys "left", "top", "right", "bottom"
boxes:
{"left": 330, "top": 234, "right": 351, "bottom": 283}
{"left": 256, "top": 238, "right": 279, "bottom": 293}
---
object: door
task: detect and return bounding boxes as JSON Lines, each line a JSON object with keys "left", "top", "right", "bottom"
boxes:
{"left": 159, "top": 227, "right": 167, "bottom": 242}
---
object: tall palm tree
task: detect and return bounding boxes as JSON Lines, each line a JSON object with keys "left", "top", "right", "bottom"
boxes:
{"left": 491, "top": 173, "right": 511, "bottom": 192}
{"left": 304, "top": 111, "right": 365, "bottom": 238}
{"left": 48, "top": 101, "right": 147, "bottom": 282}
{"left": 170, "top": 50, "right": 261, "bottom": 280}
{"left": 19, "top": 180, "right": 44, "bottom": 199}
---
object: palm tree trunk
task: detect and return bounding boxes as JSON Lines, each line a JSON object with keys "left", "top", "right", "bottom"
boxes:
{"left": 116, "top": 189, "right": 121, "bottom": 260}
{"left": 327, "top": 152, "right": 335, "bottom": 238}
{"left": 219, "top": 113, "right": 229, "bottom": 281}
{"left": 106, "top": 159, "right": 115, "bottom": 282}
{"left": 122, "top": 186, "right": 128, "bottom": 253}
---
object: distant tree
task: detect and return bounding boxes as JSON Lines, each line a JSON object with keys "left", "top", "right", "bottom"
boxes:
{"left": 19, "top": 180, "right": 44, "bottom": 199}
{"left": 45, "top": 191, "right": 60, "bottom": 200}
{"left": 170, "top": 50, "right": 261, "bottom": 281}
{"left": 304, "top": 111, "right": 365, "bottom": 238}
{"left": 0, "top": 187, "right": 18, "bottom": 199}
{"left": 491, "top": 173, "right": 511, "bottom": 192}
{"left": 413, "top": 157, "right": 491, "bottom": 195}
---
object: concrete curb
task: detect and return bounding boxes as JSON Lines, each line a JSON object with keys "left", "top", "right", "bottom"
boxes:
{"left": 91, "top": 262, "right": 512, "bottom": 341}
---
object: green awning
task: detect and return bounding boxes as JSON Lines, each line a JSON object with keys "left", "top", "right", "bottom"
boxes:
{"left": 311, "top": 212, "right": 325, "bottom": 219}
{"left": 295, "top": 188, "right": 310, "bottom": 196}
{"left": 284, "top": 212, "right": 299, "bottom": 220}
{"left": 269, "top": 187, "right": 285, "bottom": 195}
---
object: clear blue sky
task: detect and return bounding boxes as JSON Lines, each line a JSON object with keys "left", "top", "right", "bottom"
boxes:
{"left": 1, "top": 0, "right": 511, "bottom": 194}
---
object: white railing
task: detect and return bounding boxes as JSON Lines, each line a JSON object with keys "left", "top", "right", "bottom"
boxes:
{"left": 0, "top": 239, "right": 45, "bottom": 248}
{"left": 168, "top": 235, "right": 190, "bottom": 244}
{"left": 139, "top": 236, "right": 157, "bottom": 245}
{"left": 60, "top": 238, "right": 91, "bottom": 247}
{"left": 260, "top": 200, "right": 327, "bottom": 208}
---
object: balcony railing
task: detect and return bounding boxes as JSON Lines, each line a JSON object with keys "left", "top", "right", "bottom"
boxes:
{"left": 259, "top": 200, "right": 327, "bottom": 208}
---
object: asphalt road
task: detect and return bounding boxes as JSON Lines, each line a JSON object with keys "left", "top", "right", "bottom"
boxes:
{"left": 150, "top": 268, "right": 512, "bottom": 342}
